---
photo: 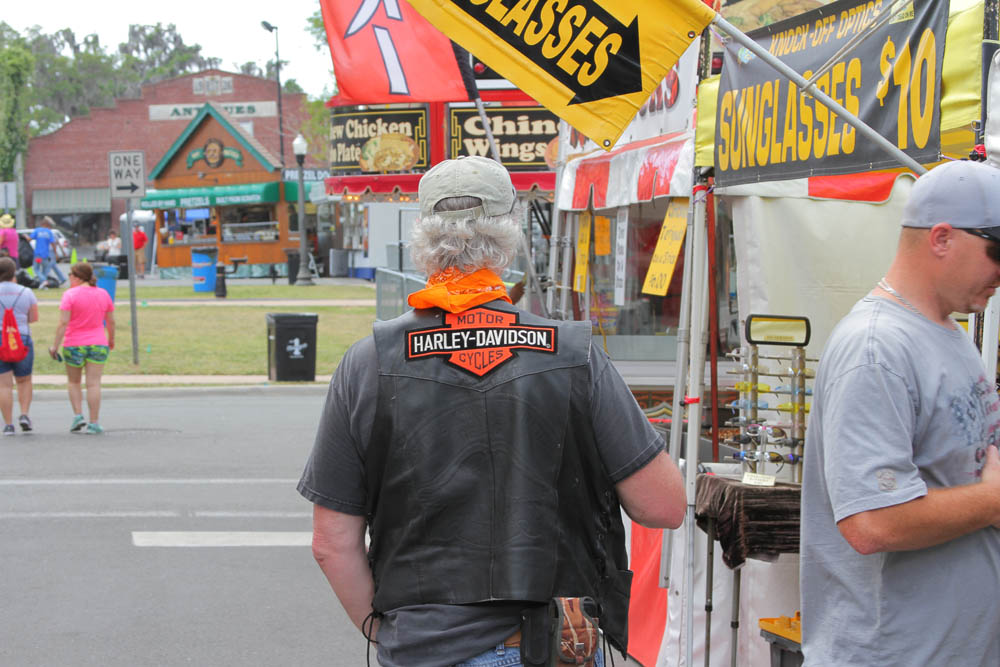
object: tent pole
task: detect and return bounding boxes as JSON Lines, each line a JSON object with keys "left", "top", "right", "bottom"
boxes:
{"left": 704, "top": 518, "right": 716, "bottom": 667}
{"left": 660, "top": 181, "right": 699, "bottom": 589}
{"left": 683, "top": 184, "right": 710, "bottom": 666}
{"left": 661, "top": 24, "right": 714, "bottom": 591}
{"left": 706, "top": 187, "right": 720, "bottom": 462}
{"left": 546, "top": 207, "right": 562, "bottom": 317}
{"left": 976, "top": 0, "right": 1000, "bottom": 367}
{"left": 730, "top": 568, "right": 742, "bottom": 667}
{"left": 712, "top": 14, "right": 928, "bottom": 176}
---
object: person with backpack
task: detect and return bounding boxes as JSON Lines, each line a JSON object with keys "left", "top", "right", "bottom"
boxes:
{"left": 0, "top": 256, "right": 39, "bottom": 435}
{"left": 49, "top": 262, "right": 114, "bottom": 434}
{"left": 31, "top": 217, "right": 67, "bottom": 287}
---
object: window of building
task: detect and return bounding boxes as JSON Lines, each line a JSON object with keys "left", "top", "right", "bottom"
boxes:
{"left": 219, "top": 204, "right": 279, "bottom": 242}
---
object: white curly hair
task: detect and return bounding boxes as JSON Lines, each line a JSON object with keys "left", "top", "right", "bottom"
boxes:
{"left": 410, "top": 195, "right": 524, "bottom": 275}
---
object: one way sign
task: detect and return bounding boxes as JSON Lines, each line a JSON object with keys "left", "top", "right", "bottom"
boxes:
{"left": 109, "top": 150, "right": 146, "bottom": 199}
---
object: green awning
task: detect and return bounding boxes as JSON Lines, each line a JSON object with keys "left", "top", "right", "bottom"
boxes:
{"left": 32, "top": 188, "right": 110, "bottom": 214}
{"left": 139, "top": 182, "right": 281, "bottom": 210}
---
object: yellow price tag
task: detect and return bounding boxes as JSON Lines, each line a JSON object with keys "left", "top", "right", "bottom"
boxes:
{"left": 573, "top": 211, "right": 592, "bottom": 293}
{"left": 641, "top": 199, "right": 688, "bottom": 296}
{"left": 594, "top": 216, "right": 611, "bottom": 256}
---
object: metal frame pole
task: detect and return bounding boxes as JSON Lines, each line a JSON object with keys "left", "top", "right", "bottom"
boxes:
{"left": 559, "top": 214, "right": 575, "bottom": 318}
{"left": 683, "top": 188, "right": 710, "bottom": 665}
{"left": 295, "top": 153, "right": 315, "bottom": 286}
{"left": 546, "top": 208, "right": 562, "bottom": 317}
{"left": 274, "top": 28, "right": 284, "bottom": 167}
{"left": 660, "top": 185, "right": 698, "bottom": 589}
{"left": 978, "top": 1, "right": 1000, "bottom": 369}
{"left": 125, "top": 200, "right": 139, "bottom": 365}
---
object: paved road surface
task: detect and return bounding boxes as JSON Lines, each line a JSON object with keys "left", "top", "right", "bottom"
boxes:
{"left": 1, "top": 383, "right": 646, "bottom": 667}
{"left": 0, "top": 385, "right": 370, "bottom": 667}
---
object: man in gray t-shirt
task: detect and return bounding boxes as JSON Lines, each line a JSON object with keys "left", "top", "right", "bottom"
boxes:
{"left": 801, "top": 160, "right": 1000, "bottom": 665}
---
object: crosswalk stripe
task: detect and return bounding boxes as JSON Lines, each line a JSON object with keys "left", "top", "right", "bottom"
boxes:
{"left": 132, "top": 531, "right": 312, "bottom": 547}
{"left": 0, "top": 478, "right": 299, "bottom": 485}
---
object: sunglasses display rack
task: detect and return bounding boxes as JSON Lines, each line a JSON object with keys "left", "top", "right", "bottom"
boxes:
{"left": 724, "top": 345, "right": 815, "bottom": 483}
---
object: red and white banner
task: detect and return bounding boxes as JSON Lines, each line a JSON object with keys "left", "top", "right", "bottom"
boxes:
{"left": 320, "top": 0, "right": 468, "bottom": 105}
{"left": 557, "top": 132, "right": 694, "bottom": 211}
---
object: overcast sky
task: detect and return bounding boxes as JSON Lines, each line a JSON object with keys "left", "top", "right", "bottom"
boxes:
{"left": 4, "top": 0, "right": 335, "bottom": 99}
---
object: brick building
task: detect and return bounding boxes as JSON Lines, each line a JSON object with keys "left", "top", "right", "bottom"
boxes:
{"left": 24, "top": 69, "right": 313, "bottom": 245}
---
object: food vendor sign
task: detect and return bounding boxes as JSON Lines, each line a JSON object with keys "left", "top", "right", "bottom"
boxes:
{"left": 330, "top": 108, "right": 429, "bottom": 173}
{"left": 715, "top": 0, "right": 947, "bottom": 187}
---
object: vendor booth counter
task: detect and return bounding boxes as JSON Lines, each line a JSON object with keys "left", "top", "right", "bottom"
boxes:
{"left": 142, "top": 181, "right": 304, "bottom": 279}
{"left": 139, "top": 102, "right": 321, "bottom": 279}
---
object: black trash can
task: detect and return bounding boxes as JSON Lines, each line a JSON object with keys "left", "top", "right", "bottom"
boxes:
{"left": 112, "top": 254, "right": 128, "bottom": 280}
{"left": 284, "top": 248, "right": 300, "bottom": 285}
{"left": 266, "top": 313, "right": 318, "bottom": 381}
{"left": 215, "top": 264, "right": 227, "bottom": 298}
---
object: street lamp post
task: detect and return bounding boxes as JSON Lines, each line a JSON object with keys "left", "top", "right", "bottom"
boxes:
{"left": 293, "top": 133, "right": 314, "bottom": 286}
{"left": 260, "top": 21, "right": 284, "bottom": 166}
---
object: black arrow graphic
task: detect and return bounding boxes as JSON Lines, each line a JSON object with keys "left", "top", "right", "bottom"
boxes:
{"left": 116, "top": 183, "right": 139, "bottom": 193}
{"left": 448, "top": 0, "right": 642, "bottom": 104}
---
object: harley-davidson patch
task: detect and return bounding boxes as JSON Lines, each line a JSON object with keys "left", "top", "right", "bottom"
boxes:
{"left": 406, "top": 307, "right": 557, "bottom": 376}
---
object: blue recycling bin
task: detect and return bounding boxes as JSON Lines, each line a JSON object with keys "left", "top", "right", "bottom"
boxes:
{"left": 95, "top": 264, "right": 118, "bottom": 302}
{"left": 191, "top": 246, "right": 218, "bottom": 293}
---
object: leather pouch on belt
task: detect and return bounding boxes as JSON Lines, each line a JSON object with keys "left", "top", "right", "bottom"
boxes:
{"left": 520, "top": 605, "right": 551, "bottom": 666}
{"left": 550, "top": 596, "right": 599, "bottom": 665}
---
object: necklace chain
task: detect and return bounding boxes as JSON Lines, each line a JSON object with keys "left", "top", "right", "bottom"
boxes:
{"left": 877, "top": 277, "right": 923, "bottom": 317}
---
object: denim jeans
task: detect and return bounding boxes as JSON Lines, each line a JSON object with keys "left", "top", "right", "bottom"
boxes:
{"left": 454, "top": 643, "right": 605, "bottom": 666}
{"left": 40, "top": 256, "right": 66, "bottom": 284}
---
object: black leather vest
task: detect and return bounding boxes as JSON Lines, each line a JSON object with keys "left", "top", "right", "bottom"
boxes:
{"left": 366, "top": 300, "right": 633, "bottom": 653}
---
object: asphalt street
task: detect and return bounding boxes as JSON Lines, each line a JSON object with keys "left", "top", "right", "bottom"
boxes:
{"left": 0, "top": 384, "right": 372, "bottom": 667}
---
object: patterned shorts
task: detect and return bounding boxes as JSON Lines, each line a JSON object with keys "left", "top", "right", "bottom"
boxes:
{"left": 62, "top": 344, "right": 110, "bottom": 368}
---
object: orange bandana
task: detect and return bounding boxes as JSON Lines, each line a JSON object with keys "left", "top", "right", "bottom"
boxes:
{"left": 407, "top": 268, "right": 511, "bottom": 313}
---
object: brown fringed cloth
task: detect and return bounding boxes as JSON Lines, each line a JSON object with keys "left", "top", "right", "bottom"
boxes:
{"left": 694, "top": 473, "right": 801, "bottom": 569}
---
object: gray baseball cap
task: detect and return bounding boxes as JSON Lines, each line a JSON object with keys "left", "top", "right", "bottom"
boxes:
{"left": 901, "top": 160, "right": 1000, "bottom": 241}
{"left": 418, "top": 156, "right": 515, "bottom": 220}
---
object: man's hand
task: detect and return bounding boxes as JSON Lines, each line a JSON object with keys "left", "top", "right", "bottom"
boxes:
{"left": 980, "top": 445, "right": 1000, "bottom": 528}
{"left": 508, "top": 280, "right": 525, "bottom": 305}
{"left": 839, "top": 443, "right": 1000, "bottom": 554}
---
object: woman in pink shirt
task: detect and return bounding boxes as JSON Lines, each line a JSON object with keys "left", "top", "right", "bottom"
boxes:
{"left": 0, "top": 214, "right": 19, "bottom": 262}
{"left": 49, "top": 263, "right": 115, "bottom": 434}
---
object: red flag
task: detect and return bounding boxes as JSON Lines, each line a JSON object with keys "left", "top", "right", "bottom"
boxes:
{"left": 320, "top": 0, "right": 468, "bottom": 105}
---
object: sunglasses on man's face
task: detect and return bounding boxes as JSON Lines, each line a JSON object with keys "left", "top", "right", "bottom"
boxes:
{"left": 961, "top": 229, "right": 1000, "bottom": 264}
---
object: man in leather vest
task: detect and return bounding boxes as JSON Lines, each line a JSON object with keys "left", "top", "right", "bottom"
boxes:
{"left": 299, "top": 156, "right": 685, "bottom": 666}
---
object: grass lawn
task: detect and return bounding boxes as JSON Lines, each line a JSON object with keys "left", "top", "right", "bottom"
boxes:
{"left": 34, "top": 283, "right": 376, "bottom": 302}
{"left": 31, "top": 304, "right": 376, "bottom": 376}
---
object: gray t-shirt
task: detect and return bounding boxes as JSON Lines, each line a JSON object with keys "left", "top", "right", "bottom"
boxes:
{"left": 801, "top": 297, "right": 1000, "bottom": 666}
{"left": 0, "top": 283, "right": 37, "bottom": 336}
{"left": 299, "top": 331, "right": 663, "bottom": 666}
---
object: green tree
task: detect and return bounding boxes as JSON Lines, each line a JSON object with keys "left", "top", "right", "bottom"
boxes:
{"left": 0, "top": 44, "right": 34, "bottom": 180}
{"left": 116, "top": 23, "right": 221, "bottom": 97}
{"left": 237, "top": 61, "right": 264, "bottom": 78}
{"left": 24, "top": 27, "right": 120, "bottom": 134}
{"left": 307, "top": 10, "right": 327, "bottom": 50}
{"left": 299, "top": 97, "right": 330, "bottom": 166}
{"left": 307, "top": 9, "right": 337, "bottom": 97}
{"left": 281, "top": 78, "right": 304, "bottom": 95}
